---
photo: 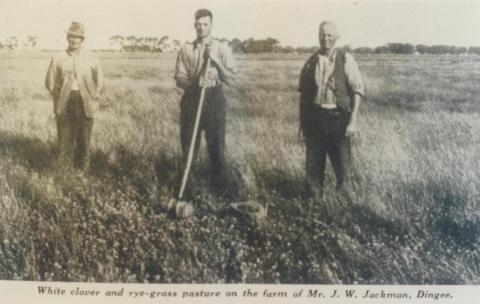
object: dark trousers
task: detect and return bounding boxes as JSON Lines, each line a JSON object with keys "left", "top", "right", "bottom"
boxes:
{"left": 304, "top": 106, "right": 352, "bottom": 199}
{"left": 56, "top": 91, "right": 93, "bottom": 171}
{"left": 180, "top": 85, "right": 226, "bottom": 191}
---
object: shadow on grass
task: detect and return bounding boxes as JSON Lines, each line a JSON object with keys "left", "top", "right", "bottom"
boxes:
{"left": 0, "top": 129, "right": 248, "bottom": 208}
{"left": 253, "top": 167, "right": 305, "bottom": 199}
{"left": 0, "top": 131, "right": 57, "bottom": 172}
{"left": 433, "top": 189, "right": 480, "bottom": 249}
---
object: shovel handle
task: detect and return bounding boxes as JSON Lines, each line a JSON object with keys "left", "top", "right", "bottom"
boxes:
{"left": 178, "top": 58, "right": 211, "bottom": 201}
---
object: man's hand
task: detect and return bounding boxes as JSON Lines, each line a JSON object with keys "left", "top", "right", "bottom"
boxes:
{"left": 175, "top": 76, "right": 192, "bottom": 89}
{"left": 345, "top": 120, "right": 359, "bottom": 138}
{"left": 198, "top": 68, "right": 218, "bottom": 88}
{"left": 205, "top": 44, "right": 221, "bottom": 64}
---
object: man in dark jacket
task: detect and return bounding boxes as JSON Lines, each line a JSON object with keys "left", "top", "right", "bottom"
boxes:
{"left": 298, "top": 21, "right": 365, "bottom": 202}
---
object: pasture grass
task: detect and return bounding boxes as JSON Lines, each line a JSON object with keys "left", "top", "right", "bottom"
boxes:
{"left": 0, "top": 51, "right": 479, "bottom": 283}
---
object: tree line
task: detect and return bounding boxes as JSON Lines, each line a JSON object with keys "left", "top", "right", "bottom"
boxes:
{"left": 353, "top": 43, "right": 479, "bottom": 55}
{"left": 108, "top": 35, "right": 183, "bottom": 52}
{"left": 107, "top": 35, "right": 282, "bottom": 53}
{"left": 0, "top": 35, "right": 37, "bottom": 50}
{"left": 2, "top": 34, "right": 480, "bottom": 55}
{"left": 108, "top": 36, "right": 480, "bottom": 55}
{"left": 245, "top": 41, "right": 480, "bottom": 55}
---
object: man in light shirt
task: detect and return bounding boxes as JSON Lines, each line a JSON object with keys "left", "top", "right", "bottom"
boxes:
{"left": 45, "top": 22, "right": 104, "bottom": 172}
{"left": 174, "top": 9, "right": 236, "bottom": 195}
{"left": 298, "top": 21, "right": 365, "bottom": 203}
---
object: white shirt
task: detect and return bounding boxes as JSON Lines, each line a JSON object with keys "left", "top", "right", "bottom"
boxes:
{"left": 314, "top": 49, "right": 365, "bottom": 106}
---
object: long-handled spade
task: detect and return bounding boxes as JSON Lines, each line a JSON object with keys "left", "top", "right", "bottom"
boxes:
{"left": 168, "top": 57, "right": 268, "bottom": 223}
{"left": 168, "top": 58, "right": 212, "bottom": 219}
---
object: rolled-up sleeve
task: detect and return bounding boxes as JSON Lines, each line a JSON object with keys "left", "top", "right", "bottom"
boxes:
{"left": 221, "top": 43, "right": 236, "bottom": 77}
{"left": 45, "top": 57, "right": 57, "bottom": 96}
{"left": 93, "top": 56, "right": 104, "bottom": 96}
{"left": 174, "top": 46, "right": 189, "bottom": 84}
{"left": 344, "top": 53, "right": 365, "bottom": 97}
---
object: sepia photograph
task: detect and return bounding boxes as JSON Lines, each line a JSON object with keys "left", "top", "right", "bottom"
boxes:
{"left": 0, "top": 0, "right": 480, "bottom": 302}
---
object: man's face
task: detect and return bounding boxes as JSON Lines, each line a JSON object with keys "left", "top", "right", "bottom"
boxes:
{"left": 67, "top": 34, "right": 84, "bottom": 51}
{"left": 319, "top": 24, "right": 339, "bottom": 52}
{"left": 194, "top": 16, "right": 212, "bottom": 39}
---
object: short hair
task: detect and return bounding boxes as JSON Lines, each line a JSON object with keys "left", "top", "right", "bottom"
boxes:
{"left": 195, "top": 9, "right": 213, "bottom": 21}
{"left": 319, "top": 21, "right": 340, "bottom": 38}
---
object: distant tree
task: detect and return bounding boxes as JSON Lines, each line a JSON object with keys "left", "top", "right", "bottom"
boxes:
{"left": 374, "top": 46, "right": 390, "bottom": 54}
{"left": 27, "top": 35, "right": 37, "bottom": 48}
{"left": 277, "top": 45, "right": 295, "bottom": 53}
{"left": 218, "top": 37, "right": 230, "bottom": 44}
{"left": 143, "top": 37, "right": 158, "bottom": 52}
{"left": 122, "top": 36, "right": 138, "bottom": 51}
{"left": 445, "top": 45, "right": 467, "bottom": 55}
{"left": 109, "top": 35, "right": 125, "bottom": 51}
{"left": 416, "top": 44, "right": 428, "bottom": 54}
{"left": 244, "top": 37, "right": 279, "bottom": 53}
{"left": 268, "top": 38, "right": 281, "bottom": 53}
{"left": 457, "top": 46, "right": 468, "bottom": 55}
{"left": 4, "top": 36, "right": 18, "bottom": 50}
{"left": 468, "top": 47, "right": 480, "bottom": 55}
{"left": 241, "top": 38, "right": 254, "bottom": 52}
{"left": 387, "top": 43, "right": 414, "bottom": 54}
{"left": 429, "top": 45, "right": 449, "bottom": 55}
{"left": 458, "top": 46, "right": 468, "bottom": 55}
{"left": 229, "top": 38, "right": 245, "bottom": 53}
{"left": 126, "top": 35, "right": 136, "bottom": 45}
{"left": 156, "top": 35, "right": 169, "bottom": 52}
{"left": 354, "top": 47, "right": 373, "bottom": 54}
{"left": 342, "top": 44, "right": 352, "bottom": 52}
{"left": 135, "top": 37, "right": 144, "bottom": 47}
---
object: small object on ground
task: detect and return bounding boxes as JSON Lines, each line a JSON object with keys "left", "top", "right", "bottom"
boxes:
{"left": 230, "top": 201, "right": 268, "bottom": 223}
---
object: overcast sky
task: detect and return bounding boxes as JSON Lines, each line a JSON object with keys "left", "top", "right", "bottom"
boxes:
{"left": 1, "top": 0, "right": 480, "bottom": 49}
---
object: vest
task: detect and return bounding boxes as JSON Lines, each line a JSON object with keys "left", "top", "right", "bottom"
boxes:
{"left": 299, "top": 49, "right": 353, "bottom": 112}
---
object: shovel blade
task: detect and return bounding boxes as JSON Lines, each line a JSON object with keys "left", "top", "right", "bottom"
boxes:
{"left": 168, "top": 198, "right": 194, "bottom": 219}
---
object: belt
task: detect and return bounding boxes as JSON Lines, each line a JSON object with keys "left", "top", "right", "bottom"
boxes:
{"left": 312, "top": 104, "right": 340, "bottom": 112}
{"left": 320, "top": 104, "right": 337, "bottom": 109}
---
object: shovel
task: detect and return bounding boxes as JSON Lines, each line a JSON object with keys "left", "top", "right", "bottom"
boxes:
{"left": 169, "top": 58, "right": 212, "bottom": 219}
{"left": 169, "top": 57, "right": 268, "bottom": 223}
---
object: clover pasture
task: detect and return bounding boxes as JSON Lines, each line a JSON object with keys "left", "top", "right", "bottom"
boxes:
{"left": 0, "top": 51, "right": 479, "bottom": 283}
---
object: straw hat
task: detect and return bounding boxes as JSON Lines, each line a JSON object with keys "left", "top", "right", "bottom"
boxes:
{"left": 66, "top": 22, "right": 85, "bottom": 38}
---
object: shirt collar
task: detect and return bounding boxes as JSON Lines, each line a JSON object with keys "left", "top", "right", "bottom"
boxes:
{"left": 193, "top": 37, "right": 214, "bottom": 49}
{"left": 318, "top": 48, "right": 337, "bottom": 62}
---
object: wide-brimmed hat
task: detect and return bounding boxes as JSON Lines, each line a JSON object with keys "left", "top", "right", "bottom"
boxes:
{"left": 66, "top": 22, "right": 85, "bottom": 38}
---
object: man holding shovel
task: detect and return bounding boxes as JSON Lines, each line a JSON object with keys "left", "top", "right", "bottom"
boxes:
{"left": 174, "top": 9, "right": 236, "bottom": 199}
{"left": 298, "top": 21, "right": 364, "bottom": 204}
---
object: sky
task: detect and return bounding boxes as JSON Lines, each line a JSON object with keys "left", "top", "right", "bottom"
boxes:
{"left": 1, "top": 0, "right": 480, "bottom": 49}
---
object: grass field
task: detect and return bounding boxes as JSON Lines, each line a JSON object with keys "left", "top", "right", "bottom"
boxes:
{"left": 0, "top": 51, "right": 479, "bottom": 283}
